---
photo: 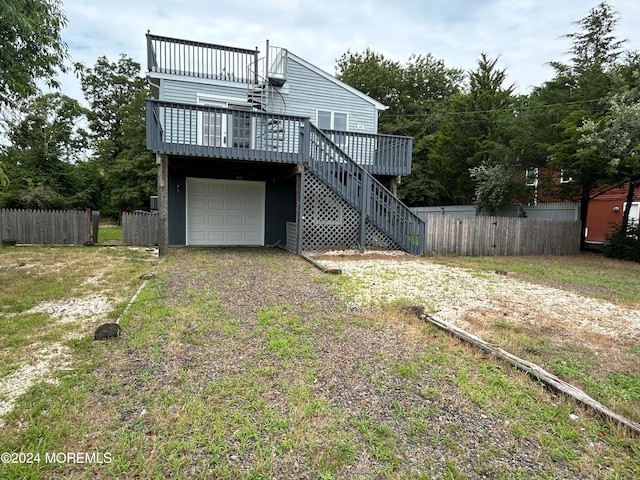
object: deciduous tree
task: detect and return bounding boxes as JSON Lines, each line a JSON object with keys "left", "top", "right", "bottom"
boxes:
{"left": 75, "top": 55, "right": 154, "bottom": 215}
{"left": 0, "top": 0, "right": 68, "bottom": 107}
{"left": 0, "top": 93, "right": 89, "bottom": 208}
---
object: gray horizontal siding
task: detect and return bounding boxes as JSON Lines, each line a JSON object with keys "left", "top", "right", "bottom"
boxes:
{"left": 160, "top": 78, "right": 248, "bottom": 105}
{"left": 282, "top": 58, "right": 379, "bottom": 134}
{"left": 157, "top": 59, "right": 380, "bottom": 136}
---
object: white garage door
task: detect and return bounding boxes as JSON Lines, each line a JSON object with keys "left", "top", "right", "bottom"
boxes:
{"left": 186, "top": 178, "right": 265, "bottom": 246}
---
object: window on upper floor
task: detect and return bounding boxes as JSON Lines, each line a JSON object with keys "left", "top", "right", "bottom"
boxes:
{"left": 560, "top": 169, "right": 573, "bottom": 184}
{"left": 525, "top": 167, "right": 538, "bottom": 187}
{"left": 317, "top": 110, "right": 348, "bottom": 147}
{"left": 316, "top": 110, "right": 348, "bottom": 130}
{"left": 197, "top": 95, "right": 252, "bottom": 148}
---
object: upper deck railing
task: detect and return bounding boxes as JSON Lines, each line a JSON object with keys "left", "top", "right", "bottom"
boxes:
{"left": 147, "top": 33, "right": 259, "bottom": 84}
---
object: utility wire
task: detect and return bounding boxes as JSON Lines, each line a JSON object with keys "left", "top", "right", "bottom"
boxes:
{"left": 380, "top": 97, "right": 610, "bottom": 118}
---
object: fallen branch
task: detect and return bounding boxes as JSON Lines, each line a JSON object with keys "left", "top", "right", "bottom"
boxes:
{"left": 405, "top": 306, "right": 640, "bottom": 437}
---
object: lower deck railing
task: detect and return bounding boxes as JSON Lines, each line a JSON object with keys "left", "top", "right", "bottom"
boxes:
{"left": 147, "top": 100, "right": 412, "bottom": 175}
{"left": 146, "top": 99, "right": 307, "bottom": 163}
{"left": 146, "top": 100, "right": 424, "bottom": 254}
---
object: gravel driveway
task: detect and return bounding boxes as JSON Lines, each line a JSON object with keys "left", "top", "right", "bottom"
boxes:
{"left": 105, "top": 247, "right": 633, "bottom": 479}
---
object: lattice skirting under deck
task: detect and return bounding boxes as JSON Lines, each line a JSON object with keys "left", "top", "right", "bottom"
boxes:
{"left": 296, "top": 172, "right": 400, "bottom": 252}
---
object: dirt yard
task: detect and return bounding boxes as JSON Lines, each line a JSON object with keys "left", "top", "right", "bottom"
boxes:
{"left": 1, "top": 247, "right": 639, "bottom": 479}
{"left": 312, "top": 250, "right": 640, "bottom": 389}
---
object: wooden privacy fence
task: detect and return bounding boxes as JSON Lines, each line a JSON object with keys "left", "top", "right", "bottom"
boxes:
{"left": 122, "top": 212, "right": 157, "bottom": 246}
{"left": 423, "top": 214, "right": 581, "bottom": 256}
{"left": 0, "top": 209, "right": 91, "bottom": 245}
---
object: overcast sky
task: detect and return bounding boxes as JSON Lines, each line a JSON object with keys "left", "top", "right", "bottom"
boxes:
{"left": 57, "top": 0, "right": 640, "bottom": 103}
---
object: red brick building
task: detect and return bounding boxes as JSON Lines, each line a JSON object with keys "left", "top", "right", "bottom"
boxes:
{"left": 585, "top": 183, "right": 640, "bottom": 243}
{"left": 526, "top": 166, "right": 639, "bottom": 244}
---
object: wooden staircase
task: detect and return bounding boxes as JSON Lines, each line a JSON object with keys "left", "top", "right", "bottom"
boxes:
{"left": 304, "top": 124, "right": 424, "bottom": 255}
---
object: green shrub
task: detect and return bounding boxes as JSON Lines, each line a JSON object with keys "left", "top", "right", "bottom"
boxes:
{"left": 603, "top": 223, "right": 640, "bottom": 262}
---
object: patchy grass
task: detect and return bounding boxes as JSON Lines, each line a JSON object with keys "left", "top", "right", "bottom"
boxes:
{"left": 0, "top": 246, "right": 156, "bottom": 389}
{"left": 330, "top": 252, "right": 640, "bottom": 428}
{"left": 432, "top": 252, "right": 640, "bottom": 306}
{"left": 0, "top": 248, "right": 639, "bottom": 479}
{"left": 96, "top": 225, "right": 122, "bottom": 244}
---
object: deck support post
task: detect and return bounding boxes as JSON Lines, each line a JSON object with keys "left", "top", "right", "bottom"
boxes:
{"left": 389, "top": 176, "right": 400, "bottom": 196}
{"left": 156, "top": 153, "right": 169, "bottom": 257}
{"left": 358, "top": 175, "right": 369, "bottom": 253}
{"left": 296, "top": 122, "right": 310, "bottom": 255}
{"left": 296, "top": 165, "right": 306, "bottom": 255}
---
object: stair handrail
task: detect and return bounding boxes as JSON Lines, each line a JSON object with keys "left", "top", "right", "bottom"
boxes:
{"left": 246, "top": 59, "right": 287, "bottom": 114}
{"left": 305, "top": 124, "right": 424, "bottom": 254}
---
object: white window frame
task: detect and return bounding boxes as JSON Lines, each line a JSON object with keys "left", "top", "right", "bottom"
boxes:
{"left": 560, "top": 169, "right": 573, "bottom": 184}
{"left": 316, "top": 110, "right": 349, "bottom": 130}
{"left": 525, "top": 167, "right": 539, "bottom": 187}
{"left": 197, "top": 96, "right": 228, "bottom": 147}
{"left": 196, "top": 94, "right": 255, "bottom": 148}
{"left": 316, "top": 110, "right": 349, "bottom": 148}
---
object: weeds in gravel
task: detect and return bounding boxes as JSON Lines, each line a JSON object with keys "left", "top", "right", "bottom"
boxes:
{"left": 342, "top": 253, "right": 640, "bottom": 428}
{"left": 2, "top": 248, "right": 640, "bottom": 479}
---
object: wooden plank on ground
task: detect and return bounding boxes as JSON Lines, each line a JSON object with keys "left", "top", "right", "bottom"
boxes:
{"left": 405, "top": 306, "right": 640, "bottom": 437}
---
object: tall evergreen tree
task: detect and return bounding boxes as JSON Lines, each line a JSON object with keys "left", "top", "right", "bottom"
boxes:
{"left": 534, "top": 2, "right": 625, "bottom": 249}
{"left": 429, "top": 54, "right": 521, "bottom": 208}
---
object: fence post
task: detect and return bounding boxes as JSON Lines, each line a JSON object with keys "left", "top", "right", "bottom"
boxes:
{"left": 92, "top": 211, "right": 100, "bottom": 244}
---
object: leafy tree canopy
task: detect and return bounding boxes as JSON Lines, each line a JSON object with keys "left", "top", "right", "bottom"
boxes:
{"left": 0, "top": 93, "right": 89, "bottom": 208}
{"left": 75, "top": 55, "right": 145, "bottom": 144}
{"left": 0, "top": 0, "right": 69, "bottom": 107}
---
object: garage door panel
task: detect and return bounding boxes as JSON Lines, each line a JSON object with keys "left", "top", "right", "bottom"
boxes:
{"left": 226, "top": 231, "right": 245, "bottom": 242}
{"left": 190, "top": 232, "right": 206, "bottom": 242}
{"left": 190, "top": 214, "right": 206, "bottom": 225}
{"left": 190, "top": 183, "right": 207, "bottom": 194}
{"left": 208, "top": 215, "right": 225, "bottom": 226}
{"left": 187, "top": 178, "right": 265, "bottom": 246}
{"left": 226, "top": 184, "right": 245, "bottom": 195}
{"left": 190, "top": 199, "right": 206, "bottom": 210}
{"left": 208, "top": 199, "right": 225, "bottom": 209}
{"left": 226, "top": 215, "right": 244, "bottom": 226}
{"left": 226, "top": 199, "right": 244, "bottom": 210}
{"left": 208, "top": 184, "right": 225, "bottom": 194}
{"left": 245, "top": 215, "right": 260, "bottom": 225}
{"left": 207, "top": 232, "right": 226, "bottom": 242}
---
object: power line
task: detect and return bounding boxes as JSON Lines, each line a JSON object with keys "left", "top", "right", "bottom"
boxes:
{"left": 381, "top": 97, "right": 610, "bottom": 118}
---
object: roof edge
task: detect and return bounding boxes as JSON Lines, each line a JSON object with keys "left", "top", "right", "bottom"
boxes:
{"left": 288, "top": 51, "right": 388, "bottom": 111}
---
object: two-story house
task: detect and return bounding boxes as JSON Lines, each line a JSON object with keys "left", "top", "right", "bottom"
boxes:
{"left": 145, "top": 33, "right": 424, "bottom": 256}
